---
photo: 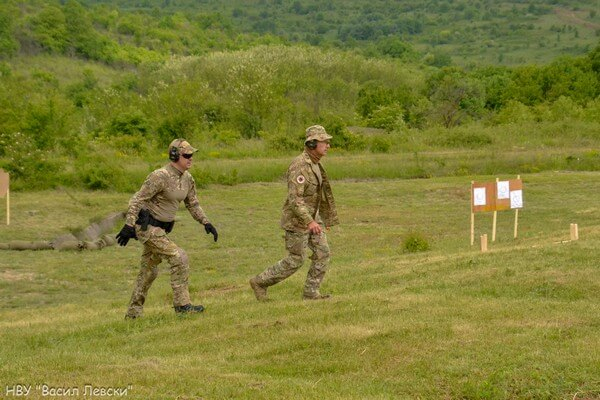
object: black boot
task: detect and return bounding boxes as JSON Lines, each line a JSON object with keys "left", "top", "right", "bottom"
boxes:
{"left": 174, "top": 304, "right": 205, "bottom": 314}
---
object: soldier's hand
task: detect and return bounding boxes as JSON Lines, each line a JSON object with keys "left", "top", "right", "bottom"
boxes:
{"left": 116, "top": 224, "right": 137, "bottom": 246}
{"left": 308, "top": 221, "right": 322, "bottom": 235}
{"left": 204, "top": 223, "right": 218, "bottom": 242}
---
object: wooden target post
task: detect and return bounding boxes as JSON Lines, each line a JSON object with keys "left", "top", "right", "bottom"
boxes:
{"left": 471, "top": 176, "right": 523, "bottom": 246}
{"left": 0, "top": 169, "right": 9, "bottom": 225}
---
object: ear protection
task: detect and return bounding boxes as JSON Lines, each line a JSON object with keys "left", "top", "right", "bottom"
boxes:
{"left": 306, "top": 139, "right": 318, "bottom": 149}
{"left": 169, "top": 139, "right": 183, "bottom": 162}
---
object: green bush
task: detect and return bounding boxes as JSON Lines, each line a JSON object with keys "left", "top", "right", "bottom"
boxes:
{"left": 20, "top": 98, "right": 76, "bottom": 151}
{"left": 156, "top": 116, "right": 192, "bottom": 147}
{"left": 0, "top": 132, "right": 63, "bottom": 189}
{"left": 107, "top": 111, "right": 150, "bottom": 136}
{"left": 213, "top": 129, "right": 242, "bottom": 146}
{"left": 0, "top": 10, "right": 19, "bottom": 57}
{"left": 402, "top": 231, "right": 431, "bottom": 253}
{"left": 319, "top": 115, "right": 367, "bottom": 151}
{"left": 492, "top": 100, "right": 535, "bottom": 124}
{"left": 264, "top": 131, "right": 303, "bottom": 152}
{"left": 369, "top": 136, "right": 392, "bottom": 153}
{"left": 232, "top": 112, "right": 261, "bottom": 139}
{"left": 74, "top": 154, "right": 133, "bottom": 191}
{"left": 367, "top": 104, "right": 406, "bottom": 132}
{"left": 330, "top": 128, "right": 367, "bottom": 151}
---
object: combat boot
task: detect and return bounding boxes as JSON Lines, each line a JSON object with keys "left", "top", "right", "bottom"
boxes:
{"left": 249, "top": 277, "right": 268, "bottom": 301}
{"left": 174, "top": 304, "right": 205, "bottom": 314}
{"left": 303, "top": 292, "right": 331, "bottom": 300}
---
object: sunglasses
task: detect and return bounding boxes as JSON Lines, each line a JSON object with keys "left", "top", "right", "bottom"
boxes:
{"left": 182, "top": 153, "right": 193, "bottom": 159}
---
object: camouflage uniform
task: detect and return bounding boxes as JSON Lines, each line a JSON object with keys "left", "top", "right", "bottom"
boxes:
{"left": 251, "top": 126, "right": 339, "bottom": 299}
{"left": 125, "top": 145, "right": 211, "bottom": 318}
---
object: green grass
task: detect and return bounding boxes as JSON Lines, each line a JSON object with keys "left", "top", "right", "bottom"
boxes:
{"left": 0, "top": 172, "right": 599, "bottom": 399}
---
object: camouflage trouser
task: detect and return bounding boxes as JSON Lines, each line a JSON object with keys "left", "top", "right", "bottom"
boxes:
{"left": 126, "top": 225, "right": 190, "bottom": 317}
{"left": 254, "top": 230, "right": 330, "bottom": 297}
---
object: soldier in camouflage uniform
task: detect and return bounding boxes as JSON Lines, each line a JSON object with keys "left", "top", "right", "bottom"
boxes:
{"left": 116, "top": 139, "right": 218, "bottom": 319}
{"left": 250, "top": 125, "right": 339, "bottom": 301}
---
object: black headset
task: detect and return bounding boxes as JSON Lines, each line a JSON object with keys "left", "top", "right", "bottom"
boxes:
{"left": 306, "top": 139, "right": 318, "bottom": 149}
{"left": 169, "top": 139, "right": 184, "bottom": 162}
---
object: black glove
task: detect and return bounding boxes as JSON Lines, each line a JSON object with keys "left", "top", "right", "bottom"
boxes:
{"left": 116, "top": 224, "right": 137, "bottom": 246}
{"left": 204, "top": 223, "right": 218, "bottom": 242}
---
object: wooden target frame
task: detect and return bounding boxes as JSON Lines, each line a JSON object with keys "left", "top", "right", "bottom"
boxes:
{"left": 470, "top": 175, "right": 522, "bottom": 245}
{"left": 0, "top": 169, "right": 9, "bottom": 225}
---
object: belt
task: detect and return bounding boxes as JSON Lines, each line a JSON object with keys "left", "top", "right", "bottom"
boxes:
{"left": 136, "top": 209, "right": 175, "bottom": 233}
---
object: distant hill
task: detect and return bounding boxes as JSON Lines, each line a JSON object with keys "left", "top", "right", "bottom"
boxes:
{"left": 2, "top": 0, "right": 599, "bottom": 66}
{"left": 80, "top": 0, "right": 600, "bottom": 65}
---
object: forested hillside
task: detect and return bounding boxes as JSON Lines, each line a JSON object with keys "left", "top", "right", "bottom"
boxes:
{"left": 0, "top": 0, "right": 599, "bottom": 190}
{"left": 2, "top": 0, "right": 599, "bottom": 65}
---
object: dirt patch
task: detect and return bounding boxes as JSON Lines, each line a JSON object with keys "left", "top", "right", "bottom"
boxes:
{"left": 0, "top": 270, "right": 35, "bottom": 281}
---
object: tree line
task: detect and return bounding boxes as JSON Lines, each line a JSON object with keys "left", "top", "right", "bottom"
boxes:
{"left": 0, "top": 0, "right": 599, "bottom": 190}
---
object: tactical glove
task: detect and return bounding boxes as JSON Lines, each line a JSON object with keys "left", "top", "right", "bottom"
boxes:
{"left": 116, "top": 224, "right": 137, "bottom": 246}
{"left": 204, "top": 223, "right": 218, "bottom": 242}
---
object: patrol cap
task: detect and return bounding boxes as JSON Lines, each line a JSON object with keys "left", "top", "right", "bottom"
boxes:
{"left": 168, "top": 138, "right": 198, "bottom": 155}
{"left": 305, "top": 125, "right": 332, "bottom": 144}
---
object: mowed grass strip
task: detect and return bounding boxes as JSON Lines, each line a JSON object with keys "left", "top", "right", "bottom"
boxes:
{"left": 0, "top": 172, "right": 599, "bottom": 399}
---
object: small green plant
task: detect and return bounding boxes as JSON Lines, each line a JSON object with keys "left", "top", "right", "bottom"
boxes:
{"left": 402, "top": 231, "right": 431, "bottom": 253}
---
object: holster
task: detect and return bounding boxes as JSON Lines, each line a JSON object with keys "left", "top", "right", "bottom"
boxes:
{"left": 136, "top": 209, "right": 175, "bottom": 233}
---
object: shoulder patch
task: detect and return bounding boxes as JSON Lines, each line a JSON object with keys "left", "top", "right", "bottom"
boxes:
{"left": 296, "top": 175, "right": 306, "bottom": 184}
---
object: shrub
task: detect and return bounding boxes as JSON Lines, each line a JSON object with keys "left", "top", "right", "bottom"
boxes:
{"left": 319, "top": 115, "right": 367, "bottom": 151}
{"left": 232, "top": 112, "right": 261, "bottom": 139}
{"left": 402, "top": 232, "right": 431, "bottom": 253}
{"left": 547, "top": 96, "right": 584, "bottom": 121}
{"left": 367, "top": 104, "right": 406, "bottom": 132}
{"left": 214, "top": 129, "right": 242, "bottom": 146}
{"left": 330, "top": 128, "right": 367, "bottom": 151}
{"left": 492, "top": 100, "right": 535, "bottom": 124}
{"left": 264, "top": 130, "right": 303, "bottom": 152}
{"left": 156, "top": 116, "right": 192, "bottom": 147}
{"left": 0, "top": 132, "right": 64, "bottom": 189}
{"left": 369, "top": 136, "right": 392, "bottom": 153}
{"left": 107, "top": 111, "right": 149, "bottom": 136}
{"left": 75, "top": 155, "right": 131, "bottom": 191}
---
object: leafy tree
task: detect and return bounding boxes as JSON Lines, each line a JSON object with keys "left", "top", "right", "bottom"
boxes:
{"left": 107, "top": 111, "right": 150, "bottom": 136}
{"left": 64, "top": 0, "right": 117, "bottom": 62}
{"left": 367, "top": 104, "right": 406, "bottom": 132}
{"left": 375, "top": 37, "right": 415, "bottom": 59}
{"left": 356, "top": 84, "right": 397, "bottom": 119}
{"left": 542, "top": 57, "right": 598, "bottom": 103}
{"left": 0, "top": 7, "right": 19, "bottom": 58}
{"left": 472, "top": 66, "right": 512, "bottom": 110}
{"left": 426, "top": 68, "right": 485, "bottom": 127}
{"left": 30, "top": 5, "right": 68, "bottom": 53}
{"left": 505, "top": 65, "right": 545, "bottom": 106}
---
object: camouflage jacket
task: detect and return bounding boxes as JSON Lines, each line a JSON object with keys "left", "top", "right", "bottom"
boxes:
{"left": 125, "top": 164, "right": 210, "bottom": 226}
{"left": 280, "top": 150, "right": 339, "bottom": 232}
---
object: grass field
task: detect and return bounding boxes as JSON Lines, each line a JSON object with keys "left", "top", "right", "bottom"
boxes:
{"left": 0, "top": 171, "right": 599, "bottom": 399}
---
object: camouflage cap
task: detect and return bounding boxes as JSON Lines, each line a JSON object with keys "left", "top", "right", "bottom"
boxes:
{"left": 169, "top": 138, "right": 198, "bottom": 155}
{"left": 305, "top": 125, "right": 332, "bottom": 143}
